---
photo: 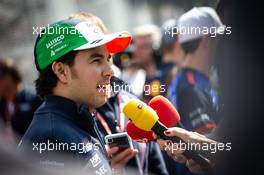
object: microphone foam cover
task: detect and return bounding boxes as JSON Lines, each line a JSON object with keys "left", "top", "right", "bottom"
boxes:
{"left": 123, "top": 99, "right": 159, "bottom": 131}
{"left": 126, "top": 121, "right": 154, "bottom": 142}
{"left": 148, "top": 95, "right": 180, "bottom": 127}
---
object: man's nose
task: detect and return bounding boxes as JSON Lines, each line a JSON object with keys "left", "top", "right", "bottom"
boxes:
{"left": 102, "top": 62, "right": 114, "bottom": 78}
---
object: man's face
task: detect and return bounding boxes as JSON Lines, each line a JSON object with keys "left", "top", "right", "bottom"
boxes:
{"left": 133, "top": 35, "right": 153, "bottom": 66}
{"left": 68, "top": 45, "right": 114, "bottom": 108}
{"left": 171, "top": 41, "right": 185, "bottom": 64}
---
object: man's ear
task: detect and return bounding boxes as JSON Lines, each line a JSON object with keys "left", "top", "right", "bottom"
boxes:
{"left": 51, "top": 62, "right": 69, "bottom": 84}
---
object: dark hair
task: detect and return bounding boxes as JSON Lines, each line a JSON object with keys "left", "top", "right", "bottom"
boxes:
{"left": 181, "top": 38, "right": 202, "bottom": 54}
{"left": 0, "top": 59, "right": 22, "bottom": 84}
{"left": 0, "top": 60, "right": 9, "bottom": 78}
{"left": 35, "top": 51, "right": 77, "bottom": 99}
{"left": 8, "top": 65, "right": 22, "bottom": 84}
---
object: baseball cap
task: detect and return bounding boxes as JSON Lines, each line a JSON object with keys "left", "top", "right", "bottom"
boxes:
{"left": 133, "top": 24, "right": 161, "bottom": 50}
{"left": 34, "top": 19, "right": 131, "bottom": 71}
{"left": 161, "top": 19, "right": 178, "bottom": 47}
{"left": 178, "top": 7, "right": 225, "bottom": 43}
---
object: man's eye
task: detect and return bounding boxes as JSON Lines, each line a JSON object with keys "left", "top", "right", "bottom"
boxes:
{"left": 92, "top": 59, "right": 100, "bottom": 63}
{"left": 107, "top": 55, "right": 112, "bottom": 62}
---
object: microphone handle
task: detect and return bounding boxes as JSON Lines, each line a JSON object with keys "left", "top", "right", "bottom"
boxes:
{"left": 175, "top": 121, "right": 185, "bottom": 128}
{"left": 152, "top": 122, "right": 212, "bottom": 170}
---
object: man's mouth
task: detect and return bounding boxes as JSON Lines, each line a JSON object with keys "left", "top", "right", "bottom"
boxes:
{"left": 96, "top": 83, "right": 110, "bottom": 94}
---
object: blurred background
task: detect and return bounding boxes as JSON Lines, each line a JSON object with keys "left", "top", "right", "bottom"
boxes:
{"left": 0, "top": 0, "right": 217, "bottom": 91}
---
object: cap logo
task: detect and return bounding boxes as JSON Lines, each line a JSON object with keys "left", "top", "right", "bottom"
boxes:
{"left": 46, "top": 35, "right": 65, "bottom": 49}
{"left": 50, "top": 50, "right": 55, "bottom": 57}
{"left": 137, "top": 103, "right": 144, "bottom": 110}
{"left": 90, "top": 39, "right": 103, "bottom": 45}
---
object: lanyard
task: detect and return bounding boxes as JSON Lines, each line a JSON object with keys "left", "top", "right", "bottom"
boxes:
{"left": 96, "top": 93, "right": 146, "bottom": 172}
{"left": 117, "top": 94, "right": 146, "bottom": 171}
{"left": 96, "top": 112, "right": 112, "bottom": 135}
{"left": 117, "top": 95, "right": 125, "bottom": 133}
{"left": 96, "top": 94, "right": 126, "bottom": 135}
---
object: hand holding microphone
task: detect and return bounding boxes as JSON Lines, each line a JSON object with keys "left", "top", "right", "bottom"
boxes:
{"left": 123, "top": 97, "right": 213, "bottom": 171}
{"left": 156, "top": 127, "right": 216, "bottom": 174}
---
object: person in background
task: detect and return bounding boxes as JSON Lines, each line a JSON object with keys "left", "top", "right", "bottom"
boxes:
{"left": 167, "top": 7, "right": 224, "bottom": 135}
{"left": 160, "top": 19, "right": 185, "bottom": 95}
{"left": 0, "top": 58, "right": 42, "bottom": 142}
{"left": 129, "top": 24, "right": 164, "bottom": 102}
{"left": 96, "top": 76, "right": 169, "bottom": 175}
{"left": 166, "top": 7, "right": 225, "bottom": 175}
{"left": 0, "top": 59, "right": 15, "bottom": 143}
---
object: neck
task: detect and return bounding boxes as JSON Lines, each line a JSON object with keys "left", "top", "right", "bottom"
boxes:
{"left": 53, "top": 85, "right": 77, "bottom": 104}
{"left": 183, "top": 51, "right": 212, "bottom": 76}
{"left": 163, "top": 53, "right": 175, "bottom": 64}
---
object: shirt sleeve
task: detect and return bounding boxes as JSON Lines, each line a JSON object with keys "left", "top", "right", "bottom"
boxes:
{"left": 178, "top": 85, "right": 217, "bottom": 134}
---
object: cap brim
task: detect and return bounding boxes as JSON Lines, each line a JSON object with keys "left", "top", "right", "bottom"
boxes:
{"left": 74, "top": 31, "right": 131, "bottom": 54}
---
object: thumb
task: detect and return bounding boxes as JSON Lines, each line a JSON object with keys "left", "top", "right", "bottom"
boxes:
{"left": 107, "top": 146, "right": 119, "bottom": 156}
{"left": 163, "top": 127, "right": 189, "bottom": 141}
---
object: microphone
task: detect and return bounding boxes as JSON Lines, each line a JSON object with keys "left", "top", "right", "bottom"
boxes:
{"left": 148, "top": 95, "right": 183, "bottom": 128}
{"left": 126, "top": 95, "right": 182, "bottom": 142}
{"left": 126, "top": 121, "right": 155, "bottom": 142}
{"left": 126, "top": 95, "right": 183, "bottom": 142}
{"left": 123, "top": 99, "right": 211, "bottom": 170}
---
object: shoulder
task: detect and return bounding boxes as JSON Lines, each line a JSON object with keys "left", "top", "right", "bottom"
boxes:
{"left": 21, "top": 111, "right": 54, "bottom": 142}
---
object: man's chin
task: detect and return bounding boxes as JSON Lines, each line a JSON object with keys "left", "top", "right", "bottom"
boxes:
{"left": 93, "top": 97, "right": 108, "bottom": 108}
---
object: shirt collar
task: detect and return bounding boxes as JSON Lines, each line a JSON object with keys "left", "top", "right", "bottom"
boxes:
{"left": 44, "top": 95, "right": 80, "bottom": 118}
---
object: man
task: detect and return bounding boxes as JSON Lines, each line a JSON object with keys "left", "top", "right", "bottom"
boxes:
{"left": 159, "top": 2, "right": 264, "bottom": 175}
{"left": 160, "top": 19, "right": 185, "bottom": 99}
{"left": 68, "top": 12, "right": 141, "bottom": 174}
{"left": 167, "top": 7, "right": 225, "bottom": 135}
{"left": 166, "top": 7, "right": 226, "bottom": 175}
{"left": 131, "top": 24, "right": 163, "bottom": 102}
{"left": 160, "top": 19, "right": 185, "bottom": 69}
{"left": 67, "top": 12, "right": 167, "bottom": 174}
{"left": 0, "top": 58, "right": 42, "bottom": 140}
{"left": 0, "top": 60, "right": 14, "bottom": 142}
{"left": 0, "top": 60, "right": 12, "bottom": 101}
{"left": 18, "top": 14, "right": 132, "bottom": 174}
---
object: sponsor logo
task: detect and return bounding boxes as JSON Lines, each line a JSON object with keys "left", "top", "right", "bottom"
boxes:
{"left": 46, "top": 35, "right": 65, "bottom": 49}
{"left": 90, "top": 153, "right": 101, "bottom": 167}
{"left": 50, "top": 50, "right": 55, "bottom": 57}
{"left": 90, "top": 39, "right": 103, "bottom": 45}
